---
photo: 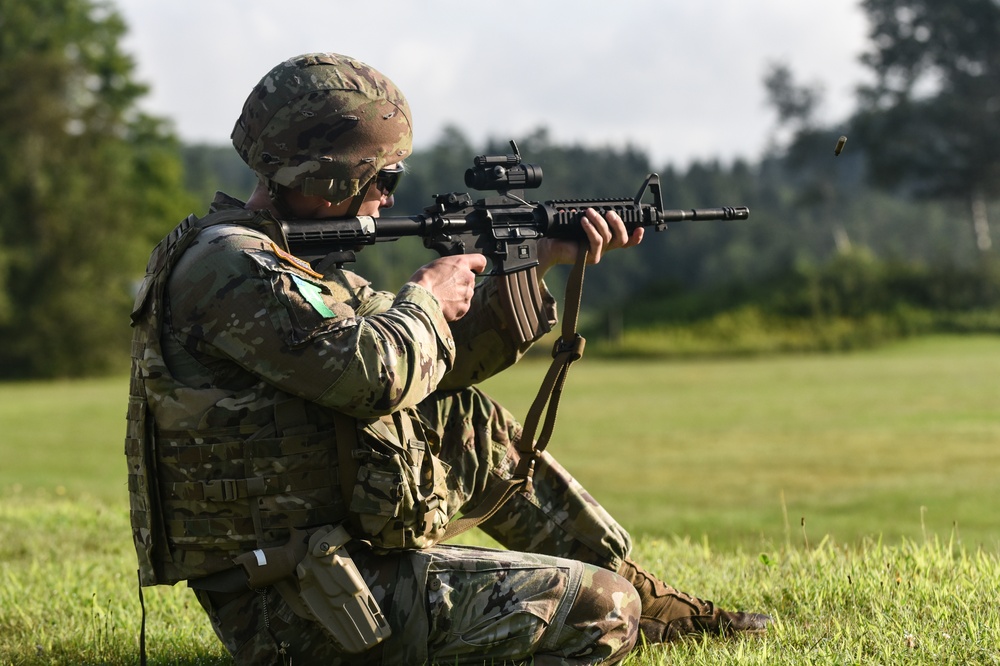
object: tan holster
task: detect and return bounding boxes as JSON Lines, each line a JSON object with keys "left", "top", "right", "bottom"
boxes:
{"left": 233, "top": 524, "right": 391, "bottom": 654}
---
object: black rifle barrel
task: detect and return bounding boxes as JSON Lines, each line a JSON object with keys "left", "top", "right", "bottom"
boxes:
{"left": 659, "top": 206, "right": 749, "bottom": 222}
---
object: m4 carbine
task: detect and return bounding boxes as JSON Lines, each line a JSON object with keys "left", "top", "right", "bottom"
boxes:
{"left": 281, "top": 141, "right": 749, "bottom": 274}
{"left": 281, "top": 143, "right": 749, "bottom": 538}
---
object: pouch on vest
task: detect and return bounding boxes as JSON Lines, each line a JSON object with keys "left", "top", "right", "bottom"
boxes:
{"left": 349, "top": 413, "right": 451, "bottom": 551}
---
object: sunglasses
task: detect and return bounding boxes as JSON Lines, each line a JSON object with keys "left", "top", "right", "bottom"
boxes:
{"left": 375, "top": 164, "right": 404, "bottom": 196}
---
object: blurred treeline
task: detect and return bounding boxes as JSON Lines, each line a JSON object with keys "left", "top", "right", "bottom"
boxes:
{"left": 3, "top": 0, "right": 1000, "bottom": 378}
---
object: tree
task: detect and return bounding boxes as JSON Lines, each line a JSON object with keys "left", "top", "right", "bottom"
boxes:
{"left": 0, "top": 0, "right": 195, "bottom": 377}
{"left": 182, "top": 143, "right": 258, "bottom": 206}
{"left": 853, "top": 0, "right": 1000, "bottom": 251}
{"left": 763, "top": 62, "right": 823, "bottom": 135}
{"left": 762, "top": 62, "right": 859, "bottom": 255}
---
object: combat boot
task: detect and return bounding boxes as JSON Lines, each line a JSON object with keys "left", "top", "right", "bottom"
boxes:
{"left": 618, "top": 558, "right": 772, "bottom": 643}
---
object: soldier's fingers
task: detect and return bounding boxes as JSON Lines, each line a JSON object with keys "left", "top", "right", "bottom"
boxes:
{"left": 624, "top": 226, "right": 644, "bottom": 248}
{"left": 603, "top": 209, "right": 631, "bottom": 248}
{"left": 461, "top": 253, "right": 488, "bottom": 274}
{"left": 584, "top": 208, "right": 613, "bottom": 246}
{"left": 579, "top": 214, "right": 605, "bottom": 264}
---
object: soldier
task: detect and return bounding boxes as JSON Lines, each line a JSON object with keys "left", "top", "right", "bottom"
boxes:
{"left": 126, "top": 52, "right": 770, "bottom": 665}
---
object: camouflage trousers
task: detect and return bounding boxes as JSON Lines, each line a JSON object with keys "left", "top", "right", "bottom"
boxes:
{"left": 195, "top": 387, "right": 641, "bottom": 664}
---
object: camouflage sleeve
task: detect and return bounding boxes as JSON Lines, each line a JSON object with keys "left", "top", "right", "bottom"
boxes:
{"left": 436, "top": 274, "right": 557, "bottom": 390}
{"left": 166, "top": 225, "right": 455, "bottom": 418}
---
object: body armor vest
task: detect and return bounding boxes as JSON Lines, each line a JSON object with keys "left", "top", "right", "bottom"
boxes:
{"left": 126, "top": 209, "right": 348, "bottom": 586}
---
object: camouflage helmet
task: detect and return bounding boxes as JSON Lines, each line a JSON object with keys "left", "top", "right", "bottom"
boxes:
{"left": 231, "top": 53, "right": 412, "bottom": 204}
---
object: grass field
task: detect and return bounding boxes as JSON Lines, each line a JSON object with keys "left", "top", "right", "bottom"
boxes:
{"left": 1, "top": 335, "right": 998, "bottom": 664}
{"left": 484, "top": 334, "right": 1000, "bottom": 551}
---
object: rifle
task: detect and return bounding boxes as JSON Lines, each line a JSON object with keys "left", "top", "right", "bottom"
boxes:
{"left": 281, "top": 141, "right": 749, "bottom": 273}
{"left": 282, "top": 143, "right": 749, "bottom": 541}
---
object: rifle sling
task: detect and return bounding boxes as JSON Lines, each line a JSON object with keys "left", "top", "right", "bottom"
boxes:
{"left": 442, "top": 246, "right": 589, "bottom": 541}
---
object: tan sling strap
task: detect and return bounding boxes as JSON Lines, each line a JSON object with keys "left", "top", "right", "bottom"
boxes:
{"left": 441, "top": 246, "right": 590, "bottom": 541}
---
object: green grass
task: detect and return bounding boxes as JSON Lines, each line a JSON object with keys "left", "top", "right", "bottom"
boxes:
{"left": 484, "top": 334, "right": 1000, "bottom": 550}
{"left": 0, "top": 496, "right": 223, "bottom": 665}
{"left": 0, "top": 378, "right": 129, "bottom": 505}
{"left": 1, "top": 335, "right": 999, "bottom": 664}
{"left": 2, "top": 495, "right": 997, "bottom": 665}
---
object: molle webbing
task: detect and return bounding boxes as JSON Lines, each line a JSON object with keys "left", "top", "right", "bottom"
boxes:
{"left": 125, "top": 354, "right": 166, "bottom": 586}
{"left": 163, "top": 470, "right": 333, "bottom": 504}
{"left": 130, "top": 210, "right": 265, "bottom": 325}
{"left": 128, "top": 208, "right": 267, "bottom": 585}
{"left": 149, "top": 409, "right": 346, "bottom": 582}
{"left": 126, "top": 207, "right": 345, "bottom": 586}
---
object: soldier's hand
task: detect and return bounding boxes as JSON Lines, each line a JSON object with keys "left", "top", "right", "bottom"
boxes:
{"left": 409, "top": 254, "right": 488, "bottom": 321}
{"left": 536, "top": 208, "right": 643, "bottom": 276}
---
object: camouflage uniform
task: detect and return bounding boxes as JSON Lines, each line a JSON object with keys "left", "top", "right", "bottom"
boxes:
{"left": 128, "top": 50, "right": 768, "bottom": 666}
{"left": 127, "top": 191, "right": 640, "bottom": 665}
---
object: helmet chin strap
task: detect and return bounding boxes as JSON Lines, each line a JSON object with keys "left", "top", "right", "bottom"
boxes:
{"left": 344, "top": 179, "right": 374, "bottom": 217}
{"left": 266, "top": 177, "right": 374, "bottom": 219}
{"left": 265, "top": 178, "right": 296, "bottom": 219}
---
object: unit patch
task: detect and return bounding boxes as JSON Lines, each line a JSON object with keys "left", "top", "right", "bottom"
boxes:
{"left": 291, "top": 275, "right": 336, "bottom": 318}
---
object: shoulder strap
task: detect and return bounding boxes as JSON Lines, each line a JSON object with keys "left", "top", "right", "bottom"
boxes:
{"left": 131, "top": 209, "right": 261, "bottom": 324}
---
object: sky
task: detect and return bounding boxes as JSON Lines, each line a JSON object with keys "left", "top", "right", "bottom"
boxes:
{"left": 112, "top": 1, "right": 872, "bottom": 169}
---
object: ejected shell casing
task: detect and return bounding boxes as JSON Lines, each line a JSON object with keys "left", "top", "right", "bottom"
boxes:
{"left": 834, "top": 135, "right": 847, "bottom": 156}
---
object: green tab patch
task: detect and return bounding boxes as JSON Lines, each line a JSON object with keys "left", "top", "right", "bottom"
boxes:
{"left": 291, "top": 275, "right": 335, "bottom": 318}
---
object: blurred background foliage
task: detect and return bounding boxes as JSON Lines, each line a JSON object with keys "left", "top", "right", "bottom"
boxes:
{"left": 3, "top": 0, "right": 1000, "bottom": 378}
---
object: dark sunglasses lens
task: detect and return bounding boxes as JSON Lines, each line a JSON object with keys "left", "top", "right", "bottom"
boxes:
{"left": 376, "top": 168, "right": 403, "bottom": 195}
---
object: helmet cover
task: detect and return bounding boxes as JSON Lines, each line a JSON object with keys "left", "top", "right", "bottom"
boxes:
{"left": 232, "top": 53, "right": 412, "bottom": 203}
